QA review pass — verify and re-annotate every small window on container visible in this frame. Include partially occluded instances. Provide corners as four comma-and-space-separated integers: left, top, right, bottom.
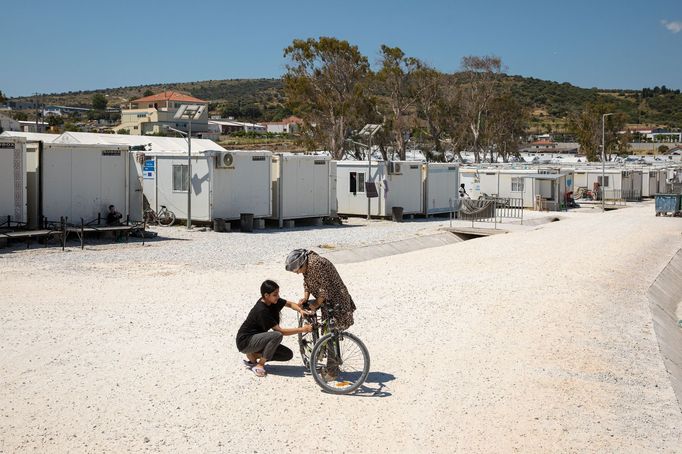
173, 164, 189, 191
358, 173, 365, 192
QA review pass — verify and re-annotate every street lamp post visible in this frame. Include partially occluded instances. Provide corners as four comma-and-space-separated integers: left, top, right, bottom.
601, 112, 614, 212
357, 124, 383, 220
172, 104, 206, 229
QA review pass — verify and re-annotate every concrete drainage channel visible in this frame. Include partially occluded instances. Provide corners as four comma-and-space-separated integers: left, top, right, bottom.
648, 248, 682, 412
320, 229, 497, 265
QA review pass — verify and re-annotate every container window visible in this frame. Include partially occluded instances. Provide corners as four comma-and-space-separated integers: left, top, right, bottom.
173, 164, 189, 191
358, 173, 365, 192
597, 176, 610, 187
349, 172, 357, 194
511, 177, 524, 192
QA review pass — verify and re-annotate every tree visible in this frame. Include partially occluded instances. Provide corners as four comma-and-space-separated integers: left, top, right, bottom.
47, 115, 64, 127
459, 55, 504, 162
143, 89, 154, 97
283, 37, 371, 159
569, 104, 626, 161
411, 68, 467, 162
0, 89, 6, 104
375, 45, 422, 160
92, 93, 108, 110
484, 95, 529, 162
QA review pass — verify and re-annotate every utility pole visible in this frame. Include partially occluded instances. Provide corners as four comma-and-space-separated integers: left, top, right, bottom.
34, 93, 39, 133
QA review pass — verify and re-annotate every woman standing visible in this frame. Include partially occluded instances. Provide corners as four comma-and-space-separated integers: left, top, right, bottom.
285, 249, 356, 330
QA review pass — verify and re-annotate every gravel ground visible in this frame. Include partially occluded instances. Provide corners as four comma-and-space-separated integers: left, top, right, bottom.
2, 202, 681, 453
0, 210, 556, 273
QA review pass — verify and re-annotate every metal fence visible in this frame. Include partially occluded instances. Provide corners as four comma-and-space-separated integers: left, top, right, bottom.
457, 197, 524, 228
603, 189, 642, 205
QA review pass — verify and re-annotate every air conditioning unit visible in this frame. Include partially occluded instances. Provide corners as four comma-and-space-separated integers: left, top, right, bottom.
216, 152, 234, 168
387, 161, 402, 175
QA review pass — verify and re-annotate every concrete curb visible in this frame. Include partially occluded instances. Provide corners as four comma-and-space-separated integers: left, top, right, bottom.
321, 232, 465, 264
648, 248, 682, 412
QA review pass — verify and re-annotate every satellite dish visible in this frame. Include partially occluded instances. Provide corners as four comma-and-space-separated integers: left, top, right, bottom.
223, 153, 233, 167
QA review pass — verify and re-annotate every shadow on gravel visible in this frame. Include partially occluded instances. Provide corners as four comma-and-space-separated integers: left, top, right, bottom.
347, 371, 396, 398
266, 364, 307, 378
238, 223, 365, 236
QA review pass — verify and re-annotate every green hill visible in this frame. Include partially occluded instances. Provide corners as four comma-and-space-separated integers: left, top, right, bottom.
7, 76, 682, 128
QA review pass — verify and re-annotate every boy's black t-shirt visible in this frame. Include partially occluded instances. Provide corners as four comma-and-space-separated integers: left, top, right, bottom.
236, 298, 286, 351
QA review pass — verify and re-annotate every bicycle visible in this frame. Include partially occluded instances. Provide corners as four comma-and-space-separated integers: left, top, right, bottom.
297, 302, 370, 394
144, 205, 176, 227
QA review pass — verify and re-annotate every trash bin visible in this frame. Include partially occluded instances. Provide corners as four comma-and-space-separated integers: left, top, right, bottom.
391, 206, 404, 222
240, 213, 254, 232
655, 194, 682, 216
213, 218, 227, 232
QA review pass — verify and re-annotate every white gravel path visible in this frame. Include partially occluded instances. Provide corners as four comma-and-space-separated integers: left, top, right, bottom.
1, 202, 681, 453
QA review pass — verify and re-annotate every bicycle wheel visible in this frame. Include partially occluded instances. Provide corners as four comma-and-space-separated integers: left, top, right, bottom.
297, 314, 319, 370
310, 331, 369, 394
157, 209, 175, 227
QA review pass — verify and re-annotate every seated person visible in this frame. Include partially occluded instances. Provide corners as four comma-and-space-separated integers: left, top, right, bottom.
106, 205, 123, 226
236, 280, 312, 377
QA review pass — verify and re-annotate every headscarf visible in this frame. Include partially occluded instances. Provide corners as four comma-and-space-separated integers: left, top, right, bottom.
285, 248, 309, 272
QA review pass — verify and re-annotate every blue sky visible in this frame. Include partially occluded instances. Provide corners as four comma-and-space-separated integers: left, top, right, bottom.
2, 0, 681, 96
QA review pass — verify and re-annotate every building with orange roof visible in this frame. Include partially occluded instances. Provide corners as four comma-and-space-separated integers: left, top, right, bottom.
117, 91, 213, 138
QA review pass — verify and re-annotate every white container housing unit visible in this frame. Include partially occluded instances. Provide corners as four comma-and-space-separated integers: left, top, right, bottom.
41, 143, 137, 223
50, 131, 274, 222
270, 154, 332, 226
422, 163, 460, 214
463, 167, 572, 210
0, 137, 27, 224
640, 167, 664, 197
572, 167, 643, 199
143, 150, 272, 222
336, 161, 423, 217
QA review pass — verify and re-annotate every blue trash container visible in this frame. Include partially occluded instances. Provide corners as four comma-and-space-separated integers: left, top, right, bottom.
654, 194, 681, 215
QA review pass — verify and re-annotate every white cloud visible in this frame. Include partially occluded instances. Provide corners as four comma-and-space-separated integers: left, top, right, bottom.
661, 20, 682, 33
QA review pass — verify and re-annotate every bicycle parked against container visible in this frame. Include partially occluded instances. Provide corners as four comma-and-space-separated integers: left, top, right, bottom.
144, 205, 176, 227
297, 302, 370, 394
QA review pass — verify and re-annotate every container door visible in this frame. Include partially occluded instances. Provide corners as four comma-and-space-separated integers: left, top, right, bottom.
129, 154, 144, 221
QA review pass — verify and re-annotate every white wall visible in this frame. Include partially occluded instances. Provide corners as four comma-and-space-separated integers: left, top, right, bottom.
0, 138, 27, 223
153, 155, 211, 221
424, 163, 459, 214
336, 162, 381, 216
336, 161, 423, 216
42, 144, 130, 222
211, 151, 272, 220
271, 155, 331, 221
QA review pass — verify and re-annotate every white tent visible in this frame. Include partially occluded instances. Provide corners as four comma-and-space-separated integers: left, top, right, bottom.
53, 131, 226, 154
1, 131, 61, 143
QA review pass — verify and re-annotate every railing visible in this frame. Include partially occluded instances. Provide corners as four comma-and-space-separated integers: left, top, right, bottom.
603, 189, 642, 204
458, 197, 524, 228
